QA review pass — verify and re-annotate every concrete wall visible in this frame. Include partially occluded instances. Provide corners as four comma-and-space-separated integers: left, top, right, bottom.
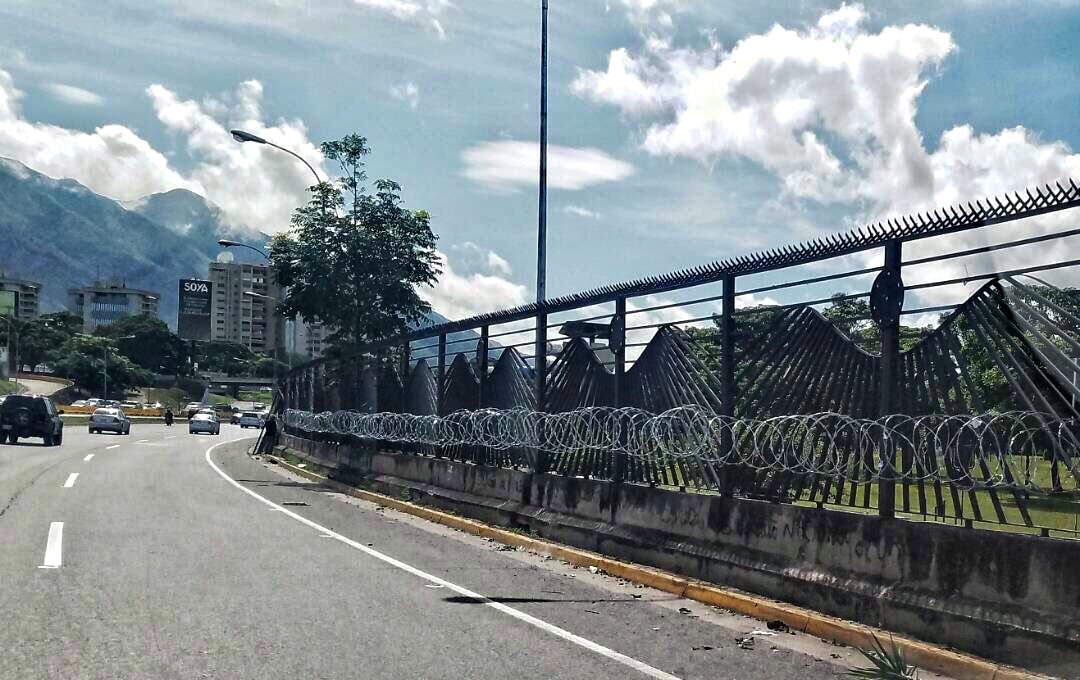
279, 433, 1080, 675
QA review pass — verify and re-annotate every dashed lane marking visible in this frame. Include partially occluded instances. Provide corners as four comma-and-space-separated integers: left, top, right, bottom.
39, 522, 63, 568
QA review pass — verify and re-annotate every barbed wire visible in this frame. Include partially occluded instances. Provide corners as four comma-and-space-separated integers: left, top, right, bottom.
283, 407, 1080, 493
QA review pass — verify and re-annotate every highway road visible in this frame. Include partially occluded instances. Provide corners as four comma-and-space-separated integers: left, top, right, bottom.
0, 423, 948, 679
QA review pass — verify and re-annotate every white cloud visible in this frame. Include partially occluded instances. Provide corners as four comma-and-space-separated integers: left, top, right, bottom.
607, 0, 682, 28
563, 204, 600, 219
43, 83, 104, 106
573, 4, 1080, 311
353, 0, 451, 38
573, 5, 955, 204
461, 140, 634, 192
421, 248, 528, 321
389, 81, 420, 110
147, 79, 325, 234
0, 67, 197, 201
0, 68, 326, 234
450, 241, 513, 276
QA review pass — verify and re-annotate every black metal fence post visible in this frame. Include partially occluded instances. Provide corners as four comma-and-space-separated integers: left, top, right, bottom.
877, 240, 903, 519
478, 325, 489, 407
534, 310, 548, 473
612, 297, 627, 483
400, 342, 410, 411
437, 333, 447, 417
720, 274, 736, 493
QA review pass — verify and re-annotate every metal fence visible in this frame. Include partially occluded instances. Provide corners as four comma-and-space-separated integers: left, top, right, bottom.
281, 180, 1080, 538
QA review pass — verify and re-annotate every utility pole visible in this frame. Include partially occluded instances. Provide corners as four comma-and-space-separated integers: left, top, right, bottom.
537, 0, 548, 304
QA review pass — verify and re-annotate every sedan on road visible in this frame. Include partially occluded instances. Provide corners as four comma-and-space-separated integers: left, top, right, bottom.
89, 407, 131, 435
189, 412, 221, 435
237, 411, 265, 429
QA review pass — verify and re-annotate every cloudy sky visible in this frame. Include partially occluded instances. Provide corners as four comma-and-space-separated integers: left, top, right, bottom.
2, 0, 1079, 324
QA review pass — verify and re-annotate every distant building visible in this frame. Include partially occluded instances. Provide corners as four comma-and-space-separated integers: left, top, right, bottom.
0, 272, 42, 319
208, 258, 283, 354
292, 316, 328, 360
68, 279, 159, 330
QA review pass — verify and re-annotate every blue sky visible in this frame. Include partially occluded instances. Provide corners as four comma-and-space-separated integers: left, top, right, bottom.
1, 0, 1079, 323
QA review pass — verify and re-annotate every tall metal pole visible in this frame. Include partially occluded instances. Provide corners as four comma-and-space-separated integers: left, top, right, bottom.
537, 0, 548, 304
103, 344, 108, 400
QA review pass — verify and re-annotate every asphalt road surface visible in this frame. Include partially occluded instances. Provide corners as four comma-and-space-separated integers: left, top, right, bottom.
0, 423, 953, 679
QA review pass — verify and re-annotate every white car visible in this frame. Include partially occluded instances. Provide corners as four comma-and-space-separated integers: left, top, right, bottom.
71, 400, 88, 407
189, 412, 220, 435
237, 411, 265, 429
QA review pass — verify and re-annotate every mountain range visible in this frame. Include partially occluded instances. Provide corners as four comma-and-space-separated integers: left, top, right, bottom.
0, 157, 267, 325
0, 157, 482, 357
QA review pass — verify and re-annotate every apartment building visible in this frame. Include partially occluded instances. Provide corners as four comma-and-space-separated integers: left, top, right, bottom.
68, 279, 159, 330
207, 260, 283, 353
292, 316, 329, 360
0, 272, 42, 319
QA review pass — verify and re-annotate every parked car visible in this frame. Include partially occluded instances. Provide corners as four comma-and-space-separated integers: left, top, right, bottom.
237, 411, 265, 429
0, 394, 64, 445
184, 402, 203, 419
71, 399, 88, 407
120, 401, 140, 409
89, 408, 131, 435
189, 411, 220, 435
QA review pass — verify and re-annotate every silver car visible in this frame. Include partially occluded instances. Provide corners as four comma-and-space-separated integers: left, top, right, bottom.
89, 408, 131, 435
189, 412, 220, 435
237, 411, 265, 429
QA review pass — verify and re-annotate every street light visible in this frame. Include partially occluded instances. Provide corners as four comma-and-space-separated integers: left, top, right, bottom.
230, 129, 323, 187
77, 333, 135, 400
217, 239, 269, 261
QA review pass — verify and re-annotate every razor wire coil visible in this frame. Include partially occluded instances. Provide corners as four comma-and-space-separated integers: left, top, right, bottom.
282, 407, 1080, 494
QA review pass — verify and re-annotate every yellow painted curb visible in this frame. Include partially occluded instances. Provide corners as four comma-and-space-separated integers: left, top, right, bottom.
265, 452, 1052, 680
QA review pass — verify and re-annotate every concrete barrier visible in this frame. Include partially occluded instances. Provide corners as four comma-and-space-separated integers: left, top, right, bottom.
279, 433, 1079, 676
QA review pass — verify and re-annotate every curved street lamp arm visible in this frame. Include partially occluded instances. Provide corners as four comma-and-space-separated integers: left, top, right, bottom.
265, 141, 323, 187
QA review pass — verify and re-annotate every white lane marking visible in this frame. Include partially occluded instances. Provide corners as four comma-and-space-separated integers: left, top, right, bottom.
83, 454, 94, 462
40, 522, 63, 568
136, 439, 149, 443
106, 445, 120, 450
204, 441, 680, 680
63, 473, 79, 488
165, 435, 176, 440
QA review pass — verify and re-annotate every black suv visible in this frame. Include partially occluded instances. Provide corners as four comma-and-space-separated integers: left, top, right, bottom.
0, 395, 64, 445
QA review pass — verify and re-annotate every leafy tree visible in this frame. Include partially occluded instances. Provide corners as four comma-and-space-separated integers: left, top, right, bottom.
270, 134, 441, 352
12, 311, 83, 372
95, 314, 188, 375
189, 341, 258, 376
51, 335, 152, 398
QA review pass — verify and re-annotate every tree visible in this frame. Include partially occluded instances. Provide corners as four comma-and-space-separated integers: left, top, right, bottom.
270, 134, 441, 352
189, 341, 258, 376
95, 314, 189, 375
10, 311, 82, 372
51, 335, 152, 398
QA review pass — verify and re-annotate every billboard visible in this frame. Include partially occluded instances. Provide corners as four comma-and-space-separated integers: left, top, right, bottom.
177, 279, 213, 341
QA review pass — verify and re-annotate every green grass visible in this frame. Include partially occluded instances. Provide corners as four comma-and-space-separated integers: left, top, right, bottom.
640, 451, 1080, 539
0, 379, 22, 395
238, 390, 272, 404
208, 393, 233, 406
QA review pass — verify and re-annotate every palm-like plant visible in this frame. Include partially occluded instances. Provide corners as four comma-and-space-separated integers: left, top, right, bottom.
846, 635, 919, 679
